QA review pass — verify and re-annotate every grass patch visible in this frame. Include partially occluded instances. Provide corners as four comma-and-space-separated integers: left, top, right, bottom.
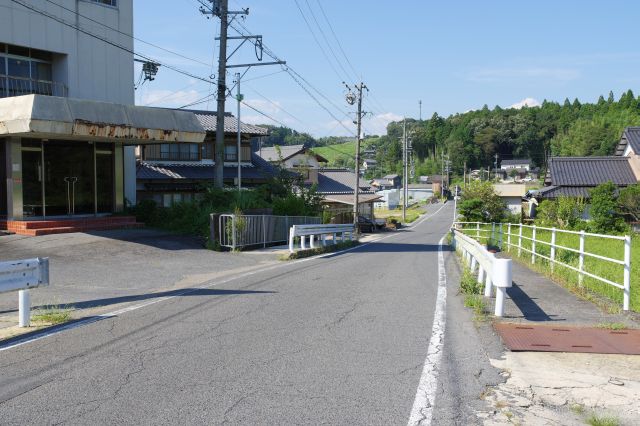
585, 413, 620, 426
375, 207, 422, 224
570, 404, 586, 415
31, 305, 73, 325
464, 294, 489, 321
460, 266, 484, 295
279, 241, 359, 260
596, 322, 627, 330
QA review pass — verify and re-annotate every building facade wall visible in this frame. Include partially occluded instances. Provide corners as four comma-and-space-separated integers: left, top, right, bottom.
0, 0, 134, 104
0, 0, 137, 209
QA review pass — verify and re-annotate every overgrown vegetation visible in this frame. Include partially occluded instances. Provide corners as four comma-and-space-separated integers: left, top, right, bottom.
457, 264, 489, 320
458, 181, 506, 222
585, 413, 620, 426
31, 305, 73, 325
130, 166, 323, 244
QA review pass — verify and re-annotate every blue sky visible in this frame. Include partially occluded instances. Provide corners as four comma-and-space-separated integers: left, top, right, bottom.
133, 0, 640, 137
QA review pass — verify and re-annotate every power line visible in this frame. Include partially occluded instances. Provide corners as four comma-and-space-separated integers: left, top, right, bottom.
228, 19, 356, 136
292, 0, 345, 82
9, 0, 216, 86
43, 0, 212, 68
314, 0, 360, 82
303, 0, 352, 82
246, 85, 308, 126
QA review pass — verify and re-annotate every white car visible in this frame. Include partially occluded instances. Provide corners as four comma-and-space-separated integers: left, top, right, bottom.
522, 177, 533, 182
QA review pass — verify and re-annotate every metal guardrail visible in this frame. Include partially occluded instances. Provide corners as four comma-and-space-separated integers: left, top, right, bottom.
0, 74, 68, 98
451, 229, 512, 316
288, 223, 355, 253
0, 257, 50, 327
454, 221, 632, 311
218, 214, 321, 250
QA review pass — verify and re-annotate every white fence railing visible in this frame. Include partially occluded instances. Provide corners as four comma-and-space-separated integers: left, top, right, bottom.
0, 257, 50, 327
218, 214, 321, 250
451, 229, 512, 316
453, 221, 632, 311
288, 224, 355, 253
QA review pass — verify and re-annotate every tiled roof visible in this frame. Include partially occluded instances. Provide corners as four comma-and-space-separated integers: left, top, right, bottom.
137, 152, 277, 181
615, 127, 640, 156
316, 169, 374, 194
258, 144, 305, 162
501, 159, 531, 166
180, 109, 269, 136
535, 186, 592, 199
383, 174, 399, 179
546, 156, 637, 187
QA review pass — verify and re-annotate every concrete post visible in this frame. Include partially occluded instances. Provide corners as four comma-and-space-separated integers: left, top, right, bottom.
578, 230, 585, 286
492, 258, 513, 317
19, 289, 30, 327
623, 235, 631, 311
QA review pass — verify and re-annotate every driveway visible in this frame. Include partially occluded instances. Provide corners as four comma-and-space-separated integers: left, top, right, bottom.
0, 229, 279, 329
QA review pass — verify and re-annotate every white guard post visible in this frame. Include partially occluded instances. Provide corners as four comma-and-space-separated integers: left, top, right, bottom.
0, 257, 50, 327
492, 258, 512, 317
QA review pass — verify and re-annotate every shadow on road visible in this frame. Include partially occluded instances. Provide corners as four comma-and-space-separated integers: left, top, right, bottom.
0, 288, 276, 314
321, 242, 452, 259
506, 284, 563, 322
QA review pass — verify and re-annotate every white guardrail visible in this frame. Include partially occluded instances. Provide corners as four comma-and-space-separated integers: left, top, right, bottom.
218, 214, 321, 250
0, 257, 50, 327
289, 224, 355, 253
454, 221, 632, 311
451, 229, 512, 316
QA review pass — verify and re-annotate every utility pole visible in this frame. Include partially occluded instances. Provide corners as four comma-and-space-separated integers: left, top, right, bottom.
235, 72, 243, 194
200, 0, 283, 189
402, 118, 407, 222
494, 153, 499, 182
463, 161, 466, 190
419, 100, 422, 121
344, 82, 368, 230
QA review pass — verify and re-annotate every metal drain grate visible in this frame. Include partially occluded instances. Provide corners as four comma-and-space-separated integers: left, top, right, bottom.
494, 323, 640, 354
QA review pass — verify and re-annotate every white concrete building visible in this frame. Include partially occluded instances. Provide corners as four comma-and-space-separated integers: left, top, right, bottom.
0, 0, 205, 232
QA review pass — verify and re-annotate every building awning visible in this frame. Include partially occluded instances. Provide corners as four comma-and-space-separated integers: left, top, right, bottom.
0, 94, 206, 144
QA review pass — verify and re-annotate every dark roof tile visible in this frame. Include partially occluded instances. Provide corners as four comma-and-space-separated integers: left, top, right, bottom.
546, 156, 636, 187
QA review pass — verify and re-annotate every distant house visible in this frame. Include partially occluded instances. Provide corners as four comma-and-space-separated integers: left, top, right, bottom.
371, 174, 401, 190
257, 144, 327, 185
615, 127, 640, 179
500, 159, 531, 171
362, 158, 377, 171
406, 183, 434, 202
136, 111, 274, 206
494, 184, 528, 214
316, 168, 381, 221
536, 156, 637, 201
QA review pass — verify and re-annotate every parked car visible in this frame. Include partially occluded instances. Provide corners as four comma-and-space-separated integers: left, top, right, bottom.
358, 216, 377, 233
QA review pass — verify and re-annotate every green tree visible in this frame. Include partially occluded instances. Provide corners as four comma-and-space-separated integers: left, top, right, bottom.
589, 181, 625, 233
617, 183, 640, 221
459, 180, 506, 222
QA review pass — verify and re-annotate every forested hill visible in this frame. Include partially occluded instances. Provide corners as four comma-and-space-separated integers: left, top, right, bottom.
379, 90, 640, 177
256, 90, 640, 180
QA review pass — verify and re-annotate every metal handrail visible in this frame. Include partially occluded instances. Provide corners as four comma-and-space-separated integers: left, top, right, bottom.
0, 74, 68, 98
453, 221, 632, 311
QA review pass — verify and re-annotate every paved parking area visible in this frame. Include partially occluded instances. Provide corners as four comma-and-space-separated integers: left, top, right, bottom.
0, 229, 279, 330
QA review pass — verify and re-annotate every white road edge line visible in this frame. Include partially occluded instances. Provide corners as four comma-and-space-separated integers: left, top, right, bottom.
407, 234, 448, 426
0, 202, 452, 352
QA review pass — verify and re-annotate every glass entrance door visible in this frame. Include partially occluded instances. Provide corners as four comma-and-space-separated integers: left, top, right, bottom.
44, 141, 95, 216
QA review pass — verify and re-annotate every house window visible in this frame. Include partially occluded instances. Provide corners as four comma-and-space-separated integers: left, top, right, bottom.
155, 144, 199, 161
0, 44, 55, 97
224, 145, 238, 161
87, 0, 118, 7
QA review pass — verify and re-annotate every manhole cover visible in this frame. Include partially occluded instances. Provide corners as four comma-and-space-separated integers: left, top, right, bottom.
494, 323, 640, 354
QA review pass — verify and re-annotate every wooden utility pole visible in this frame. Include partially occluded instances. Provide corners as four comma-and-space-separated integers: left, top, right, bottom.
344, 82, 367, 230
402, 118, 407, 222
213, 0, 229, 188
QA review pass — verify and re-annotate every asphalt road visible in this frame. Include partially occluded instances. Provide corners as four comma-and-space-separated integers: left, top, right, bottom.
0, 202, 502, 425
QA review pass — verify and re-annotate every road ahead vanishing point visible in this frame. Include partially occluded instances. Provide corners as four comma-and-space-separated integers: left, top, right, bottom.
0, 203, 496, 425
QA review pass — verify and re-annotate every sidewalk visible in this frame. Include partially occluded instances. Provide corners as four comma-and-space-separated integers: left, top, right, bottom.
498, 256, 637, 327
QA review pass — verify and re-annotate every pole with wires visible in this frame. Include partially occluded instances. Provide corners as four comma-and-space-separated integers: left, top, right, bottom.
213, 0, 229, 188
402, 118, 407, 222
344, 82, 368, 233
235, 72, 243, 194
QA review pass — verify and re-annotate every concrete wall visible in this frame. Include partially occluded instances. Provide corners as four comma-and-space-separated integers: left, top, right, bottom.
0, 0, 137, 204
0, 0, 134, 105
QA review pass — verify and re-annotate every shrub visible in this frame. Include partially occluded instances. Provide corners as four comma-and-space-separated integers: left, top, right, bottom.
589, 182, 627, 233
459, 181, 506, 222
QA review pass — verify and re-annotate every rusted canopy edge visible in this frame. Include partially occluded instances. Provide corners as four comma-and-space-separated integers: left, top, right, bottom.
0, 94, 206, 144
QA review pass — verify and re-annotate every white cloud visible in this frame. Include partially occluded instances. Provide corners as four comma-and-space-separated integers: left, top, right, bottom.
242, 98, 282, 115
509, 97, 541, 109
138, 89, 203, 107
365, 112, 403, 136
468, 67, 580, 82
